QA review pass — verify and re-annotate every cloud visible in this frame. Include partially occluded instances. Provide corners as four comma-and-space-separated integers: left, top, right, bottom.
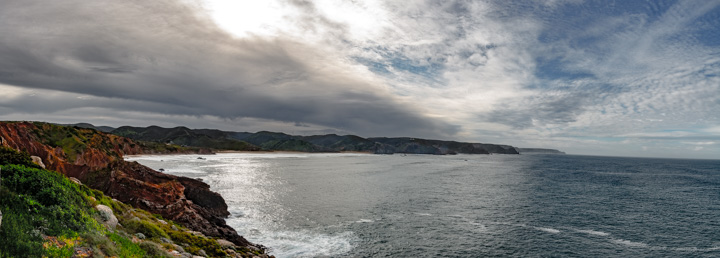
1, 0, 719, 159
0, 0, 457, 138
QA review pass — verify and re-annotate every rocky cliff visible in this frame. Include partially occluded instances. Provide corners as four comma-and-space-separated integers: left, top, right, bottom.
0, 121, 256, 248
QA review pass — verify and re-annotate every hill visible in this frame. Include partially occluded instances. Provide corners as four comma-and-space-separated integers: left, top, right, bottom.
106, 124, 530, 155
112, 126, 260, 151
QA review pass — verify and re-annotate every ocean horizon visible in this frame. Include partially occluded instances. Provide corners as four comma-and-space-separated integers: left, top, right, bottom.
128, 153, 720, 257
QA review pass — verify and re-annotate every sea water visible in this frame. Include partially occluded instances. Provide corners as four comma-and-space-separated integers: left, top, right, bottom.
127, 153, 720, 257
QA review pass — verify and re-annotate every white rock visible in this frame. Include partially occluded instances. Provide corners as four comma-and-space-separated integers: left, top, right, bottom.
69, 177, 82, 185
95, 204, 118, 229
30, 156, 45, 168
216, 239, 234, 248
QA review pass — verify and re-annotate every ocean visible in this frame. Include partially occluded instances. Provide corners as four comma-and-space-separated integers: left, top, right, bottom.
126, 153, 720, 257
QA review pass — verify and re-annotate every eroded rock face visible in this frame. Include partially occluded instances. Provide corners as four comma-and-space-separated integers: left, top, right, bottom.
98, 161, 248, 245
0, 122, 251, 246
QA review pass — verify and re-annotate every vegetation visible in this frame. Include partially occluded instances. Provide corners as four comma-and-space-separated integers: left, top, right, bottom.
0, 147, 239, 257
0, 147, 106, 257
112, 125, 260, 151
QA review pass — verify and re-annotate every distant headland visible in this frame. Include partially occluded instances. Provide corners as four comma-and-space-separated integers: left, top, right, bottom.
69, 123, 564, 156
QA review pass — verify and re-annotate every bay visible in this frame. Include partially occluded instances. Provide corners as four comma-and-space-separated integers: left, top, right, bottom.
127, 153, 720, 257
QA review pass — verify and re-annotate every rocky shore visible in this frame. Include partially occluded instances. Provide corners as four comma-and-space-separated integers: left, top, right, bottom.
0, 121, 268, 256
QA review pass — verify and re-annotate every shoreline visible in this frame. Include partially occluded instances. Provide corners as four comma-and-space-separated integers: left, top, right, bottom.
124, 150, 375, 158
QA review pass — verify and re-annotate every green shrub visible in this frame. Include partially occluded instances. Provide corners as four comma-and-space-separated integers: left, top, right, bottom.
0, 146, 39, 167
138, 242, 172, 258
0, 190, 45, 257
168, 230, 227, 257
107, 232, 147, 257
124, 219, 170, 240
0, 164, 94, 235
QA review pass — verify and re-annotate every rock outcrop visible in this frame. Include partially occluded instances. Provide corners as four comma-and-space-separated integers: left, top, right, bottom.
0, 122, 252, 247
95, 204, 119, 230
31, 155, 46, 168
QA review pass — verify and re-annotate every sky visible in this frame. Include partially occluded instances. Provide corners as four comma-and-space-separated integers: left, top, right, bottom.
0, 0, 719, 159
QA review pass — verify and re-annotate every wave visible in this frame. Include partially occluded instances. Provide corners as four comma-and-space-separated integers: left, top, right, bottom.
534, 227, 561, 234
575, 229, 610, 236
254, 230, 356, 258
611, 238, 649, 248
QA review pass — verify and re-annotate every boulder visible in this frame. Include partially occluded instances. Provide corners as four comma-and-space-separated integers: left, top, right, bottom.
172, 244, 185, 253
216, 239, 235, 248
69, 177, 82, 185
187, 231, 206, 237
198, 249, 208, 257
95, 204, 118, 229
31, 156, 46, 168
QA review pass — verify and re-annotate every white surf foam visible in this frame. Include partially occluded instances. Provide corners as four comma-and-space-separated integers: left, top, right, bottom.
575, 229, 610, 236
611, 238, 649, 248
535, 227, 561, 234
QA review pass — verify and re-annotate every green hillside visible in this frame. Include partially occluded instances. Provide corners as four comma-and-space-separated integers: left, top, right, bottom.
0, 147, 259, 257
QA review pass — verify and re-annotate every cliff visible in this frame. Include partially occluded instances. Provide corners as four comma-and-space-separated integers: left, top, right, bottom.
0, 122, 260, 249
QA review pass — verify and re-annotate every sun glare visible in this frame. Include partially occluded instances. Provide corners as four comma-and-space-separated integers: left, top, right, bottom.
203, 0, 289, 38
202, 0, 388, 41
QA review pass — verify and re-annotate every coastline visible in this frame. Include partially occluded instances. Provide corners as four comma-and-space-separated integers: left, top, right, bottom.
125, 150, 375, 158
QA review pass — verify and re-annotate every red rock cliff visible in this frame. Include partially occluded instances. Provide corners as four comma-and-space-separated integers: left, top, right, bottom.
0, 121, 251, 247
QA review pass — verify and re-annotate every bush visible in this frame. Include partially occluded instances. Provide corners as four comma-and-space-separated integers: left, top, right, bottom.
0, 152, 97, 257
123, 219, 170, 240
107, 232, 148, 257
0, 189, 45, 257
138, 242, 172, 258
168, 230, 227, 257
0, 146, 39, 167
0, 164, 93, 235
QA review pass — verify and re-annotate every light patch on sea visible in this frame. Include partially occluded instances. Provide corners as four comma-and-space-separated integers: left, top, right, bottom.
127, 153, 360, 258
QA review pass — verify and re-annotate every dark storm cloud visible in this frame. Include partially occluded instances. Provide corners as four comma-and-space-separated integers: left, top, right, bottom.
0, 0, 457, 138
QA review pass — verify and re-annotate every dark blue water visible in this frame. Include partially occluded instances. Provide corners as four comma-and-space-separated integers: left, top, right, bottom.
129, 153, 720, 257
